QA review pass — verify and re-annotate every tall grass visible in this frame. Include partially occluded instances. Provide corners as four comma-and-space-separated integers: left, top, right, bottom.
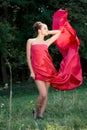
0, 80, 87, 130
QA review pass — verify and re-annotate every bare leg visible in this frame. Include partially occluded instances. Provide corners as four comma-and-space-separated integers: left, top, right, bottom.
39, 82, 50, 117
34, 80, 50, 118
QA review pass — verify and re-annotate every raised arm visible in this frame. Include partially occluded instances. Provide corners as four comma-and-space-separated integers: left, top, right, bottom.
46, 30, 61, 46
26, 39, 35, 79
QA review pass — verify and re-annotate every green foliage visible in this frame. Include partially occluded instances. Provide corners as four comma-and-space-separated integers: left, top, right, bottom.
0, 0, 10, 7
67, 1, 87, 59
11, 0, 30, 7
0, 0, 87, 81
79, 0, 87, 3
0, 21, 13, 57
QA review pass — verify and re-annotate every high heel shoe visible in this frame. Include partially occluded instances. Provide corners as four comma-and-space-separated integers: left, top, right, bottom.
33, 109, 38, 119
38, 116, 44, 120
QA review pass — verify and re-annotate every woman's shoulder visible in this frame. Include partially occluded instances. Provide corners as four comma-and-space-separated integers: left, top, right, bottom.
27, 38, 36, 43
27, 38, 36, 45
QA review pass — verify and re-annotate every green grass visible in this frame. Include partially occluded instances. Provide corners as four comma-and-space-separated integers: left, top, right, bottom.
0, 80, 87, 130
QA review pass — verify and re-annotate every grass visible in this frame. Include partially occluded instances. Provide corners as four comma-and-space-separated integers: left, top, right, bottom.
0, 80, 87, 130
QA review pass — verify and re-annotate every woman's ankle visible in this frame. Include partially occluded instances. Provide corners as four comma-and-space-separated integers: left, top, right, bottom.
33, 109, 38, 119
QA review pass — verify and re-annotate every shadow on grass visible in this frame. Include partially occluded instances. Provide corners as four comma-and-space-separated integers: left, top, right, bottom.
0, 80, 37, 97
0, 78, 87, 98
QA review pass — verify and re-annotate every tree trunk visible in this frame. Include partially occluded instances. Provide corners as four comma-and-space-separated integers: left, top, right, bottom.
1, 55, 8, 87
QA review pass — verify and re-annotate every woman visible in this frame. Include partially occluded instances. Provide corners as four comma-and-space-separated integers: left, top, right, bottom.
27, 9, 82, 120
26, 21, 61, 119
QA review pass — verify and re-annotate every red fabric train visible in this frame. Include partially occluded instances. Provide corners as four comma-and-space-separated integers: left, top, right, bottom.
51, 9, 82, 90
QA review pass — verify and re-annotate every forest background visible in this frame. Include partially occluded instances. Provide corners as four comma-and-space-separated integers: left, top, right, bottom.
0, 0, 87, 86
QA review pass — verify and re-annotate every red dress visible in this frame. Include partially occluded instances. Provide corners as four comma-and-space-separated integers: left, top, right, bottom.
31, 9, 82, 90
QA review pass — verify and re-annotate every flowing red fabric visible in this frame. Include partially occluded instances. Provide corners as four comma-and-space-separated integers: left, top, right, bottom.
52, 9, 82, 90
31, 9, 82, 90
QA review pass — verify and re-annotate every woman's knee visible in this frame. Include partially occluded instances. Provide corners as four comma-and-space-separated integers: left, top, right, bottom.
36, 80, 48, 98
40, 92, 47, 99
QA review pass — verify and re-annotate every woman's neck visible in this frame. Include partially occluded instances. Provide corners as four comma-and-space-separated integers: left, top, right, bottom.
37, 34, 44, 41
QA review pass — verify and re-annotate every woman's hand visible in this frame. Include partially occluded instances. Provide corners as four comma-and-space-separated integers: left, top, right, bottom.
30, 72, 35, 80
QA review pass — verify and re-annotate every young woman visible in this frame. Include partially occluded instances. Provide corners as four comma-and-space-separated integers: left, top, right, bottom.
26, 9, 82, 120
26, 21, 61, 119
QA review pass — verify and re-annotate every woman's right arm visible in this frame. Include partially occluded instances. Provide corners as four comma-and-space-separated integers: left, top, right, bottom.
26, 39, 35, 79
46, 30, 61, 47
